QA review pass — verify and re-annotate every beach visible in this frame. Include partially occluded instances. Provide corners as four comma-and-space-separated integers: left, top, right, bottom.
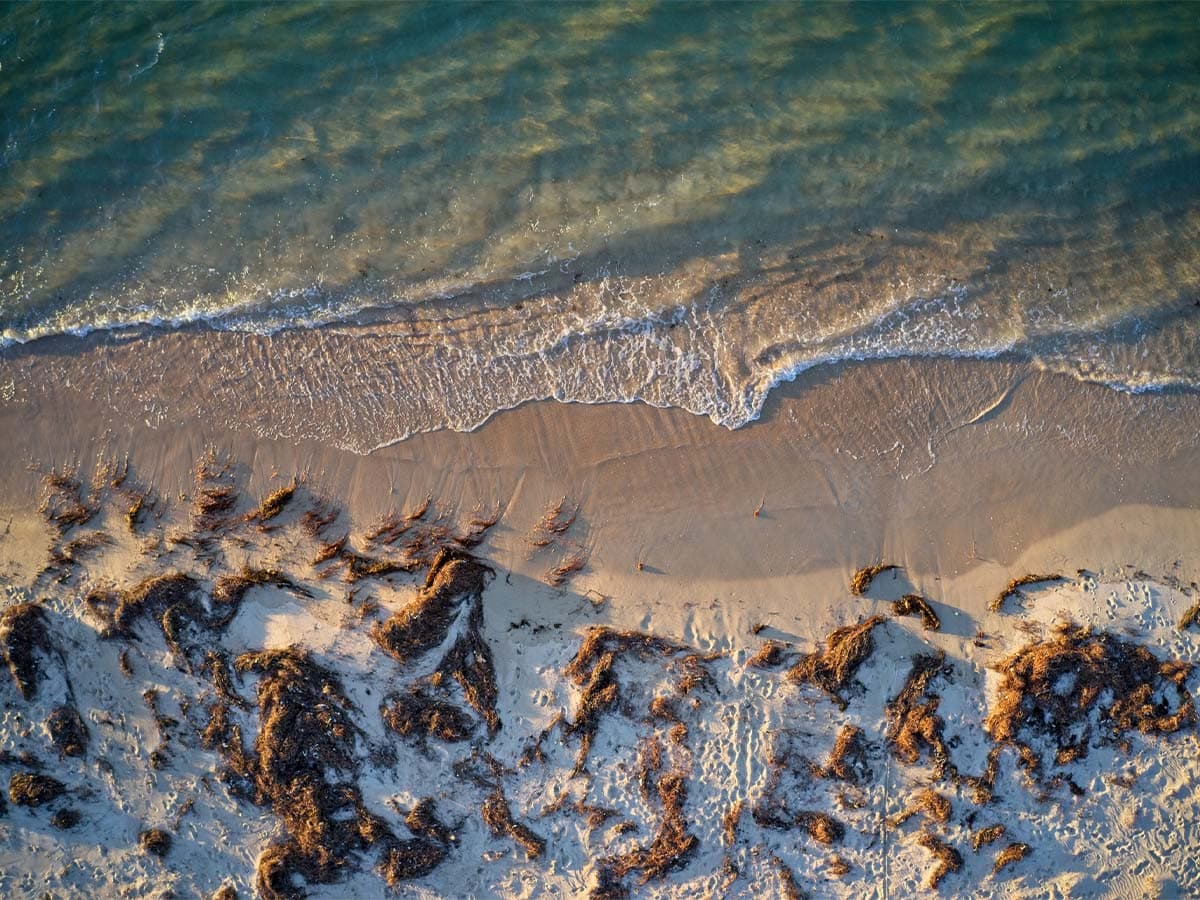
2, 351, 1200, 897
3, 1, 1200, 896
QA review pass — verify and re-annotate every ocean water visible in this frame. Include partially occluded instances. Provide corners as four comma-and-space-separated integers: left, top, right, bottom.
1, 1, 1198, 447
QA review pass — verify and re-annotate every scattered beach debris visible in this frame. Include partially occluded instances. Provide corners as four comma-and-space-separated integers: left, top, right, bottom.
850, 563, 899, 596
545, 541, 589, 587
481, 788, 545, 859
886, 652, 954, 779
746, 639, 792, 670
721, 800, 744, 846
560, 627, 702, 774
229, 646, 403, 897
819, 724, 870, 783
248, 480, 298, 527
526, 497, 578, 548
769, 853, 806, 899
595, 769, 698, 893
50, 808, 81, 829
373, 548, 499, 733
46, 705, 88, 757
827, 854, 852, 878
1178, 599, 1200, 631
38, 468, 97, 534
888, 788, 951, 828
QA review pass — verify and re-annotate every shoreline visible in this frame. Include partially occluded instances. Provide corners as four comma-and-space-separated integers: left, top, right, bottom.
2, 353, 1198, 591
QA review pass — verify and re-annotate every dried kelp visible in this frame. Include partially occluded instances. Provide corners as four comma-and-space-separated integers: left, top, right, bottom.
972, 823, 1006, 851
9, 772, 66, 807
990, 574, 1063, 612
139, 827, 173, 858
850, 563, 899, 596
985, 624, 1195, 777
373, 549, 500, 734
819, 725, 870, 783
561, 628, 698, 775
0, 602, 53, 700
916, 832, 962, 889
992, 842, 1031, 875
232, 647, 401, 897
596, 770, 698, 892
786, 616, 886, 708
887, 789, 951, 828
481, 788, 545, 859
892, 594, 940, 631
886, 652, 954, 779
47, 705, 88, 757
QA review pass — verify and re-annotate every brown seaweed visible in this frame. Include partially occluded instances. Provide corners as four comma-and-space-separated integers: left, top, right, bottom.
9, 772, 66, 806
992, 842, 1031, 875
892, 594, 940, 631
886, 652, 954, 779
985, 624, 1195, 779
785, 616, 886, 708
596, 770, 698, 891
481, 788, 545, 859
850, 563, 899, 596
139, 827, 173, 858
990, 573, 1064, 612
47, 705, 89, 757
819, 725, 870, 783
0, 602, 53, 700
916, 831, 962, 889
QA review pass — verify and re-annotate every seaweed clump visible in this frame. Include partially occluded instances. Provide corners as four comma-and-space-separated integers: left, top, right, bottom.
746, 639, 792, 670
990, 573, 1063, 612
892, 594, 940, 631
381, 687, 476, 745
785, 616, 885, 709
594, 770, 698, 895
850, 563, 899, 596
231, 647, 404, 898
972, 823, 1006, 851
9, 772, 66, 807
887, 788, 951, 828
985, 624, 1195, 777
481, 787, 545, 859
819, 724, 870, 783
916, 832, 962, 889
992, 842, 1031, 875
38, 469, 97, 534
0, 602, 53, 700
886, 652, 954, 779
139, 827, 173, 858
47, 705, 89, 757
372, 549, 500, 735
210, 568, 310, 629
249, 480, 298, 526
377, 800, 454, 886
561, 627, 697, 775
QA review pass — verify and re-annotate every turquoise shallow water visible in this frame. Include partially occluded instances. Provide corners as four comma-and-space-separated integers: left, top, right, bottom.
1, 1, 1198, 444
